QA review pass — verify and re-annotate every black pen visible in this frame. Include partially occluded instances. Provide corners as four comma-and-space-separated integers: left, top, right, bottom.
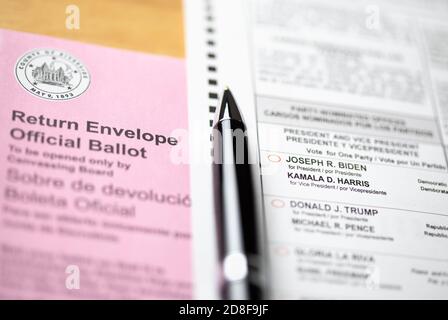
212, 88, 262, 300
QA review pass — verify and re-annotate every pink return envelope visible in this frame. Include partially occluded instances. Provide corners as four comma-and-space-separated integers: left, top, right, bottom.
0, 29, 191, 299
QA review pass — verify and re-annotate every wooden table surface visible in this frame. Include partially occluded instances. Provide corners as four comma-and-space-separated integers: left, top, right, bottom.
0, 0, 184, 57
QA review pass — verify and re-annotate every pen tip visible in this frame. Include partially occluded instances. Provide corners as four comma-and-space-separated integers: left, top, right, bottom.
216, 88, 243, 123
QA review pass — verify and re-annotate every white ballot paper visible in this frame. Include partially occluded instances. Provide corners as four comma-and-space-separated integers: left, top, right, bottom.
185, 0, 448, 299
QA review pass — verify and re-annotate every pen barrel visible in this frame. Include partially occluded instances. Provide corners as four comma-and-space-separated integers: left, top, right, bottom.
213, 119, 261, 300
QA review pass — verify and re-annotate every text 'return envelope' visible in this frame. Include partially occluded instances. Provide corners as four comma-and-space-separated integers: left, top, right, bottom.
0, 29, 191, 299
